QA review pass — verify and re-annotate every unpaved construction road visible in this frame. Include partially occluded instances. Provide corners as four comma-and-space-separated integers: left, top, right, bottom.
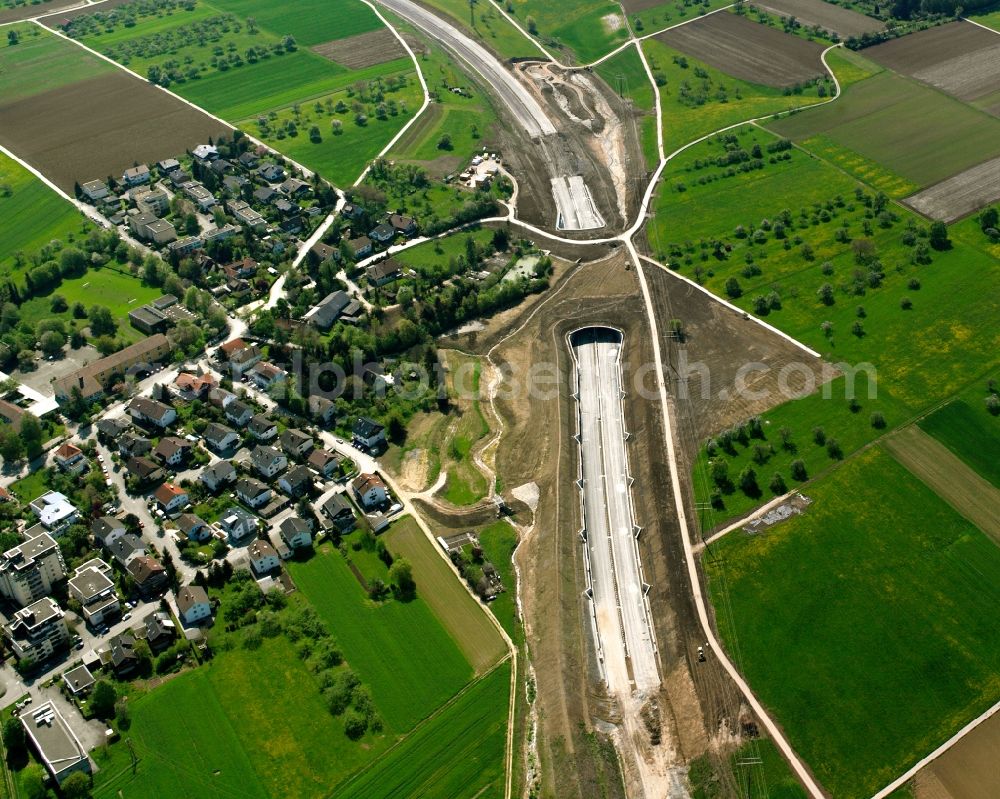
376, 0, 557, 138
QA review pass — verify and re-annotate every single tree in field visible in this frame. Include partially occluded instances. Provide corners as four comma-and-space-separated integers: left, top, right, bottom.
91, 680, 117, 719
790, 459, 807, 481
928, 221, 950, 250
738, 465, 759, 497
769, 473, 787, 495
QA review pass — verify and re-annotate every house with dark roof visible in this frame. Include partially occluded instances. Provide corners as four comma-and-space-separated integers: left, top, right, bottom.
176, 585, 211, 626
352, 473, 388, 510
251, 445, 287, 479
125, 456, 164, 486
91, 517, 126, 548
278, 464, 313, 498
248, 414, 278, 441
308, 448, 341, 479
366, 259, 401, 287
108, 534, 146, 568
119, 432, 152, 459
388, 213, 418, 237
280, 177, 310, 197
106, 633, 139, 676
200, 460, 237, 492
236, 478, 271, 509
369, 222, 395, 245
279, 517, 314, 551
225, 400, 254, 427
306, 290, 351, 331
204, 422, 240, 453
126, 555, 168, 598
129, 397, 176, 429
308, 395, 336, 425
177, 513, 211, 542
96, 417, 130, 443
321, 493, 356, 532
153, 436, 193, 467
143, 611, 176, 651
216, 506, 258, 542
258, 163, 286, 183
280, 428, 314, 459
352, 417, 386, 451
346, 235, 373, 259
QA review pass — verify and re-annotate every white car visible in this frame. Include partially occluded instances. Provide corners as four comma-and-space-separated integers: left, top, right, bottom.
122, 612, 133, 621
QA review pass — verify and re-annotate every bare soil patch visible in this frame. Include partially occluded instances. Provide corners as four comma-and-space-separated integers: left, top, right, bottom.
915, 710, 1000, 799
865, 21, 1000, 104
311, 28, 407, 69
0, 71, 229, 192
0, 0, 79, 24
903, 154, 1000, 222
621, 0, 674, 13
656, 12, 826, 88
753, 0, 885, 37
39, 0, 137, 28
884, 425, 1000, 544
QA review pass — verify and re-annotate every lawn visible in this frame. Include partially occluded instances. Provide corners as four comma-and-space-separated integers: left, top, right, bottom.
0, 24, 112, 103
507, 0, 628, 63
642, 37, 831, 152
335, 661, 510, 799
705, 447, 1000, 798
210, 0, 385, 47
0, 151, 90, 277
92, 636, 389, 799
16, 266, 164, 344
384, 516, 508, 671
688, 738, 806, 798
971, 8, 1000, 32
288, 541, 473, 731
918, 394, 1000, 489
419, 0, 541, 60
767, 66, 1000, 189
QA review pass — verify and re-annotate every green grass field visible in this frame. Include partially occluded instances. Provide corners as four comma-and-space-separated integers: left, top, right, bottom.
630, 0, 737, 36
919, 395, 1000, 489
419, 0, 540, 60
669, 127, 1000, 524
971, 8, 1000, 31
0, 152, 90, 276
288, 542, 473, 731
476, 520, 520, 641
643, 37, 831, 152
506, 0, 627, 63
0, 24, 112, 103
706, 447, 1000, 798
335, 661, 510, 799
688, 739, 807, 798
384, 516, 508, 671
767, 67, 1000, 188
210, 0, 385, 47
93, 636, 389, 799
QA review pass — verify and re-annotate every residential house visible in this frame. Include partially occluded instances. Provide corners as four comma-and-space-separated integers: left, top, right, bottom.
216, 506, 258, 542
228, 200, 267, 231
129, 396, 177, 429
203, 223, 239, 243
210, 158, 232, 176
268, 529, 291, 561
223, 174, 249, 195
143, 611, 176, 651
388, 213, 418, 237
119, 432, 152, 459
134, 187, 170, 216
308, 448, 341, 479
107, 633, 139, 676
153, 436, 193, 467
346, 235, 373, 259
0, 534, 67, 608
352, 417, 386, 451
279, 177, 310, 197
54, 443, 86, 474
126, 456, 164, 486
80, 179, 109, 202
342, 202, 364, 220
122, 164, 151, 186
200, 460, 237, 492
230, 345, 264, 377
177, 585, 212, 626
169, 169, 192, 188
280, 428, 314, 459
247, 361, 287, 390
168, 236, 202, 256
225, 399, 254, 427
279, 517, 313, 551
306, 290, 351, 331
21, 701, 91, 785
278, 464, 313, 498
126, 555, 168, 598
369, 222, 395, 245
182, 181, 217, 211
236, 478, 271, 509
173, 372, 217, 399
352, 472, 388, 510
68, 560, 120, 627
3, 598, 68, 662
157, 158, 180, 174
258, 163, 286, 183
253, 186, 278, 204
177, 513, 211, 542
366, 259, 401, 287
308, 395, 336, 425
247, 538, 280, 575
91, 516, 126, 548
96, 416, 130, 443
154, 482, 189, 514
53, 334, 171, 402
29, 491, 78, 532
108, 533, 146, 568
204, 422, 240, 453
251, 445, 287, 479
193, 143, 219, 162
321, 493, 356, 533
63, 664, 96, 697
248, 414, 278, 441
238, 151, 260, 169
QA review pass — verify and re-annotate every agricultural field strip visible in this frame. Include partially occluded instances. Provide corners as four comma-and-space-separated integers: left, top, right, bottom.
902, 154, 1000, 222
882, 426, 1000, 544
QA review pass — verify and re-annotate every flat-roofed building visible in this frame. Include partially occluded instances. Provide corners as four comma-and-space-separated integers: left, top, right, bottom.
21, 702, 91, 785
3, 597, 68, 661
0, 533, 67, 607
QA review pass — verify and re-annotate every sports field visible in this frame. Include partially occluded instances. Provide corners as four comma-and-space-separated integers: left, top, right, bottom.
706, 447, 1000, 798
288, 542, 474, 731
384, 516, 507, 670
335, 662, 510, 799
767, 67, 1000, 188
918, 395, 1000, 489
0, 152, 88, 275
92, 636, 389, 799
